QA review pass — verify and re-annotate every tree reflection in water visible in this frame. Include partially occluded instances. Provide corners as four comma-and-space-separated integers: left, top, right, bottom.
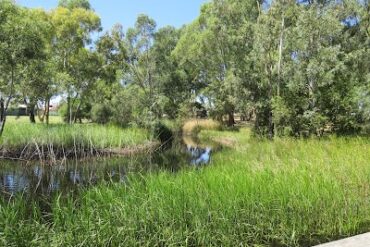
0, 135, 218, 204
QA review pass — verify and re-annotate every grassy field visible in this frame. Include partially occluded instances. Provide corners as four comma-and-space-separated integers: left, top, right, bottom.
0, 128, 369, 246
6, 116, 63, 124
1, 117, 150, 159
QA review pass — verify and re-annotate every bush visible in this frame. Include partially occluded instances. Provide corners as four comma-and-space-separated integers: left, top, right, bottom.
110, 86, 146, 127
91, 104, 112, 124
59, 101, 92, 123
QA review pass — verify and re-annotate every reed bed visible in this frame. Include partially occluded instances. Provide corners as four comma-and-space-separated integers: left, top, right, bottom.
0, 121, 150, 160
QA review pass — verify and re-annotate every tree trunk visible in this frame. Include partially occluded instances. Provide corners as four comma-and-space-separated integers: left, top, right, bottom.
227, 111, 235, 127
29, 104, 36, 123
277, 16, 285, 97
45, 98, 50, 125
0, 97, 6, 137
27, 100, 36, 124
268, 71, 274, 140
308, 36, 316, 110
268, 108, 274, 140
74, 101, 82, 124
0, 67, 15, 136
309, 78, 316, 109
67, 95, 72, 125
37, 104, 45, 123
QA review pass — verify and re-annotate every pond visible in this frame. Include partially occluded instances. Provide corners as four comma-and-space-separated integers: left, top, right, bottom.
0, 136, 219, 202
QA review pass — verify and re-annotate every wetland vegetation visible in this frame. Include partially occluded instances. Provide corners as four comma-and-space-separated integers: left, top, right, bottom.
0, 0, 369, 246
1, 128, 369, 246
1, 117, 151, 160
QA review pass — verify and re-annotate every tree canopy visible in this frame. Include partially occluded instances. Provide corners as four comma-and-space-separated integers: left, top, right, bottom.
58, 0, 91, 10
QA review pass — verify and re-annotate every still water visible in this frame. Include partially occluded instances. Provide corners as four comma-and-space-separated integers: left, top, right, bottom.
0, 137, 218, 200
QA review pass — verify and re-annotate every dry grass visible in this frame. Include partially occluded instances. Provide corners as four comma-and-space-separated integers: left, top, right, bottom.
182, 119, 221, 135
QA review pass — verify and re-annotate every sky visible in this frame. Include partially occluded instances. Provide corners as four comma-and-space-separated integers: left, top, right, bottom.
16, 0, 207, 32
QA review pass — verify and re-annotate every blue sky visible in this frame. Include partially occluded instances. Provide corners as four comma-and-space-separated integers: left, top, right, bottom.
16, 0, 207, 32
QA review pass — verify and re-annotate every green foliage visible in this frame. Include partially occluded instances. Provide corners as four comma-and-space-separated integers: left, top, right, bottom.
90, 103, 112, 124
152, 26, 192, 118
58, 0, 91, 10
58, 101, 91, 123
272, 96, 293, 136
109, 85, 145, 127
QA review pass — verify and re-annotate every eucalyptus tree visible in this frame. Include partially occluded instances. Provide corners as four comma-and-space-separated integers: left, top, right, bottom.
251, 0, 299, 137
68, 48, 103, 123
196, 1, 240, 125
18, 60, 56, 124
274, 0, 362, 136
95, 24, 127, 103
175, 0, 259, 126
58, 0, 91, 10
251, 0, 368, 136
152, 26, 192, 118
50, 5, 101, 124
124, 14, 158, 120
342, 0, 370, 130
0, 1, 47, 135
16, 8, 58, 124
173, 20, 207, 98
174, 3, 234, 124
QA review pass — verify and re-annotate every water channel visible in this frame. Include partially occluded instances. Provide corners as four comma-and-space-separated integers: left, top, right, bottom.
0, 136, 219, 202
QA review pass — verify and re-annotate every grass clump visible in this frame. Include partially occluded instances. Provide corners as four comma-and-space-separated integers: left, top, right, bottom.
0, 117, 150, 159
0, 128, 369, 246
1, 123, 148, 149
182, 119, 221, 135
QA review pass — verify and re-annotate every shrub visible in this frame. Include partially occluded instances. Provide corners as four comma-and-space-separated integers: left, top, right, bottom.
59, 101, 92, 123
91, 104, 112, 124
110, 86, 145, 127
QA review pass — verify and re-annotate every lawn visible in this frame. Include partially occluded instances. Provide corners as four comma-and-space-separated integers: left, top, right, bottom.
0, 127, 369, 246
6, 116, 63, 124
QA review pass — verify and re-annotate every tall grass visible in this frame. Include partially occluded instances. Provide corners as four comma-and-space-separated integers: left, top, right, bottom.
0, 128, 369, 246
1, 123, 148, 149
0, 119, 150, 159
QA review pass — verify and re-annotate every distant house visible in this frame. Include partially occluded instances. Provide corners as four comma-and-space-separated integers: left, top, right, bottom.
12, 103, 59, 117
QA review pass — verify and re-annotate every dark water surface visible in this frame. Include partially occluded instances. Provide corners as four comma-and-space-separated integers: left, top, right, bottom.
0, 137, 217, 201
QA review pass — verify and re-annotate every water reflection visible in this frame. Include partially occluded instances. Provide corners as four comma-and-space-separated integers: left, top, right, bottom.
191, 147, 212, 165
183, 135, 215, 166
0, 136, 218, 200
0, 159, 131, 199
